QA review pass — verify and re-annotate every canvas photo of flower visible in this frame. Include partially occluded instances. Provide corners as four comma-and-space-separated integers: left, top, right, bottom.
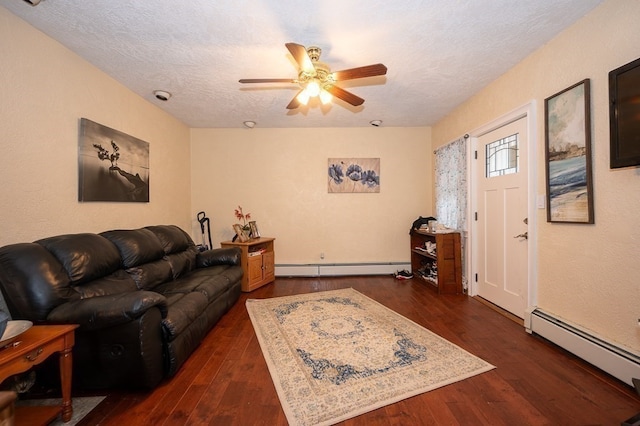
328, 158, 380, 193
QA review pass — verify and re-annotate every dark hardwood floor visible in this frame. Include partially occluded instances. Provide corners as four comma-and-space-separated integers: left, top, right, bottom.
77, 276, 640, 425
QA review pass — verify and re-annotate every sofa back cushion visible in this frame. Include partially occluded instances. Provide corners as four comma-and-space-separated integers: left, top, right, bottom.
146, 225, 197, 279
145, 225, 192, 254
101, 228, 165, 268
37, 233, 121, 286
0, 243, 77, 320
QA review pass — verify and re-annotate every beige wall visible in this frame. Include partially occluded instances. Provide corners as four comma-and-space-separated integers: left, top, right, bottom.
0, 8, 191, 246
432, 0, 640, 352
191, 127, 432, 264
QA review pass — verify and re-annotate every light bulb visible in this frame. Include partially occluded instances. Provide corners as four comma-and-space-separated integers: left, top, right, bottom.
296, 90, 310, 105
319, 90, 332, 105
306, 80, 321, 97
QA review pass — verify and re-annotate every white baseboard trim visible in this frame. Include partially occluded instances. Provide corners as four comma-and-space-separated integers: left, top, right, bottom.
275, 263, 411, 277
275, 265, 320, 276
527, 308, 640, 386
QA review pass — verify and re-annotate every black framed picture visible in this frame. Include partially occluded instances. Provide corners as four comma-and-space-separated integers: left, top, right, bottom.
544, 79, 594, 224
78, 118, 150, 202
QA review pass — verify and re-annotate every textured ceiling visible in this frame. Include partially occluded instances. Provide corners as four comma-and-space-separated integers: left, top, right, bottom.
2, 0, 603, 128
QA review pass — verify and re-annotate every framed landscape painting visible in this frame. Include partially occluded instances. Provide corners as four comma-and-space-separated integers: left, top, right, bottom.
544, 79, 594, 223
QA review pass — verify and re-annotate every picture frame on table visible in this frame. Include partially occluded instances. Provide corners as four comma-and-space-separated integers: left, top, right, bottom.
249, 221, 260, 238
232, 224, 250, 242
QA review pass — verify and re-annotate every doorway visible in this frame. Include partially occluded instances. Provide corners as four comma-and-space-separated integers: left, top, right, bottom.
469, 102, 537, 320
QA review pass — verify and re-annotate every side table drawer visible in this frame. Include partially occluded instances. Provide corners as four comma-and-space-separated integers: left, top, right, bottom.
1, 338, 64, 379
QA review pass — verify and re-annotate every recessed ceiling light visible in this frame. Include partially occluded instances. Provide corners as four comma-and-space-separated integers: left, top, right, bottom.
153, 90, 171, 101
243, 121, 256, 129
370, 120, 382, 127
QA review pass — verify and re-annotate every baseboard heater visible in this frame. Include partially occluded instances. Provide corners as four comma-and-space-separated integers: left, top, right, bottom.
275, 262, 411, 277
526, 308, 640, 387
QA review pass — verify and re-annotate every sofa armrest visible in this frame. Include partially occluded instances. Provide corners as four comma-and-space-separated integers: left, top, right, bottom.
196, 247, 241, 267
46, 291, 167, 331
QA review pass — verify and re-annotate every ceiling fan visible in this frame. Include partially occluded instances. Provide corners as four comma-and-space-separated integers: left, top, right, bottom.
239, 43, 387, 109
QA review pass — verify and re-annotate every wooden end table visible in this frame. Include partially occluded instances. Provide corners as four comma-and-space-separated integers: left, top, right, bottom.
0, 324, 78, 425
221, 237, 275, 292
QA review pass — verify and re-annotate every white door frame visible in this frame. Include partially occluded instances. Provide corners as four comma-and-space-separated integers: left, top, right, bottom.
467, 100, 539, 314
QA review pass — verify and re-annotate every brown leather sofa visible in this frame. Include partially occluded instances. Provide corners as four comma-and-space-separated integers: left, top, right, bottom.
0, 225, 242, 389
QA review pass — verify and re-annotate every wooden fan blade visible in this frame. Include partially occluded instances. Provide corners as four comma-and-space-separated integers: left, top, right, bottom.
286, 91, 303, 110
331, 64, 387, 81
325, 85, 365, 106
239, 78, 297, 83
285, 43, 315, 73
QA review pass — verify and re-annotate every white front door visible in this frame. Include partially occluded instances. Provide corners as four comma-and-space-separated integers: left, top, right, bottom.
476, 117, 528, 318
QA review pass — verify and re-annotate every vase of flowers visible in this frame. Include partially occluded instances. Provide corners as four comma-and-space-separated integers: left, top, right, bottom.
234, 206, 252, 241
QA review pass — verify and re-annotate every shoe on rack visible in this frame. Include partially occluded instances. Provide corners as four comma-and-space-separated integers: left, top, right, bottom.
395, 269, 414, 280
424, 241, 437, 256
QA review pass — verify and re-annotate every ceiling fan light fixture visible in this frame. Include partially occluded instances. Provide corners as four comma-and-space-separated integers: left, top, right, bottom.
319, 90, 332, 105
243, 121, 256, 129
306, 80, 321, 98
239, 42, 388, 110
296, 90, 311, 106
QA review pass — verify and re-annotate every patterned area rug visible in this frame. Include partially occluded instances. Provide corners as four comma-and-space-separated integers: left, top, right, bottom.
246, 288, 495, 426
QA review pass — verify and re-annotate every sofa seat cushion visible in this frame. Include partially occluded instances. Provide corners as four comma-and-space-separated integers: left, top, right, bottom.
188, 266, 243, 301
73, 269, 138, 298
152, 265, 242, 302
126, 259, 173, 290
153, 278, 202, 296
161, 291, 208, 341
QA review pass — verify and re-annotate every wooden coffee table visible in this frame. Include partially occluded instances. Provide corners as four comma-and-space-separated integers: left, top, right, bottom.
0, 324, 78, 425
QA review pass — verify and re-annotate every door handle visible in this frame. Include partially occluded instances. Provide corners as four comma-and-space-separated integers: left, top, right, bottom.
514, 232, 528, 240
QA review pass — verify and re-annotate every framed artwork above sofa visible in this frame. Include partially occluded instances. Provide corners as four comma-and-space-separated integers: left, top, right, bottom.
78, 118, 150, 202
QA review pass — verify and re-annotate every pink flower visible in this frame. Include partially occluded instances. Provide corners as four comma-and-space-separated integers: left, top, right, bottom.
234, 206, 251, 226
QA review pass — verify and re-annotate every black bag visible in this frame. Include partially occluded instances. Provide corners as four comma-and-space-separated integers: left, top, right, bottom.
410, 216, 436, 232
